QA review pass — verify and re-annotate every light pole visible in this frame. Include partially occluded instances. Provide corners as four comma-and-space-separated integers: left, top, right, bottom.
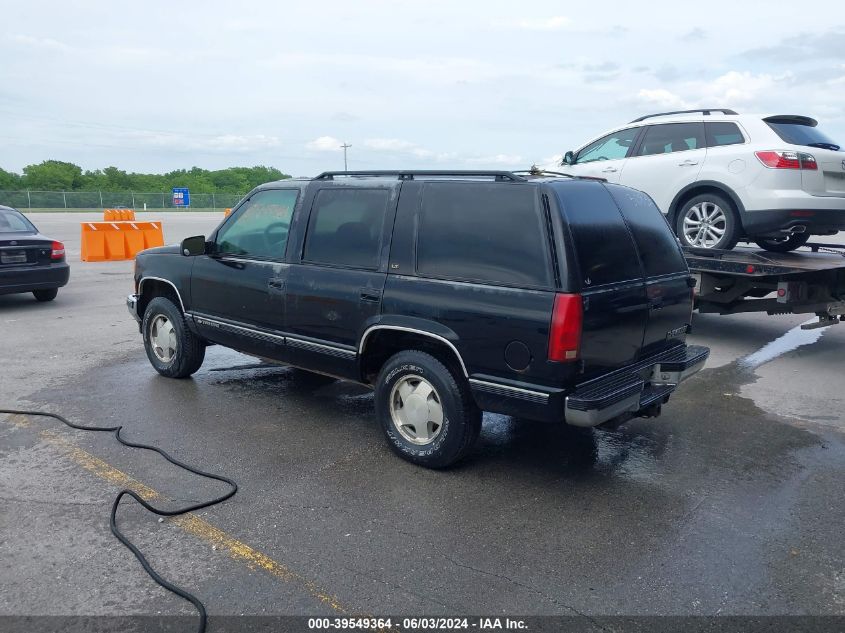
341, 142, 351, 170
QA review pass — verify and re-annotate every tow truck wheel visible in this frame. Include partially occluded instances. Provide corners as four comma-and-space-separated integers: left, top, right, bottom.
754, 232, 811, 253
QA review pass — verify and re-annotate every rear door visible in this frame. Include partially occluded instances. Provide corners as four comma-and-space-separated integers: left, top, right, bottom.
618, 122, 706, 213
283, 184, 398, 378
606, 184, 693, 357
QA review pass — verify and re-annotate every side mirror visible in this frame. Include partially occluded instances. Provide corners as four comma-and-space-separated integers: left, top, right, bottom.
181, 235, 207, 257
562, 151, 575, 166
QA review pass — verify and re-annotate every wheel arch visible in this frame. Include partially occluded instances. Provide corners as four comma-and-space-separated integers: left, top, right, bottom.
668, 180, 747, 235
138, 277, 185, 321
358, 324, 468, 385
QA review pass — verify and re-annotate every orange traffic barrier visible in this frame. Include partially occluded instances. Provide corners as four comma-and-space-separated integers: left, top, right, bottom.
103, 209, 136, 221
80, 221, 164, 262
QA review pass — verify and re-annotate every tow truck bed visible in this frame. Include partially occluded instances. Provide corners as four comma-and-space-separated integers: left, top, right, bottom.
684, 243, 845, 328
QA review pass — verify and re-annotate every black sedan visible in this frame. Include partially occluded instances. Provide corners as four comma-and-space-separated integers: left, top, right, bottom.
0, 205, 69, 302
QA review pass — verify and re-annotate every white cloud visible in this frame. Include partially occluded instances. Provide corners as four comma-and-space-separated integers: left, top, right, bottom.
10, 34, 72, 52
363, 138, 418, 152
128, 132, 281, 153
465, 154, 523, 166
306, 136, 343, 151
514, 16, 571, 31
636, 71, 792, 112
636, 88, 689, 109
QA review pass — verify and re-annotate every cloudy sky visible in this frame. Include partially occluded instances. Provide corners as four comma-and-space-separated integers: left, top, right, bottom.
2, 0, 844, 177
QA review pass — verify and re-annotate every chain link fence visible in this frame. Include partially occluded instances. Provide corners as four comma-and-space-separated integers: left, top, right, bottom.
0, 190, 246, 210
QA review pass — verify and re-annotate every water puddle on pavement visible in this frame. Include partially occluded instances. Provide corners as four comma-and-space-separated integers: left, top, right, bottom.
740, 318, 829, 369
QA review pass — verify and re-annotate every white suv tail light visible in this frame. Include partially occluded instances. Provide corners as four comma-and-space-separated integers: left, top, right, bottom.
755, 150, 818, 170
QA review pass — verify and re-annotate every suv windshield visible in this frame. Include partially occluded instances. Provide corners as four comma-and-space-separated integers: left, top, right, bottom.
764, 117, 840, 151
0, 208, 36, 233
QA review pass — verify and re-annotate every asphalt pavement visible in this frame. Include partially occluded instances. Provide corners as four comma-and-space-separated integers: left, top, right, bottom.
1, 213, 843, 621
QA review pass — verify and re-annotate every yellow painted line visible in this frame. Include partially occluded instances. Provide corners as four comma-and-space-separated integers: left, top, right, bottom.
5, 414, 32, 429
37, 429, 348, 613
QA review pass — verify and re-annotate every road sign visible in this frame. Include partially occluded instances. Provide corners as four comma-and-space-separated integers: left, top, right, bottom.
172, 187, 190, 208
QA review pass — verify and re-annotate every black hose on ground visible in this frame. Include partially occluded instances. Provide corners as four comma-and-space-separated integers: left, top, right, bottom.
0, 407, 237, 633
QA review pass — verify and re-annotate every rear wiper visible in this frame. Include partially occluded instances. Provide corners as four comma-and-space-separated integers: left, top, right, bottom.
807, 142, 841, 151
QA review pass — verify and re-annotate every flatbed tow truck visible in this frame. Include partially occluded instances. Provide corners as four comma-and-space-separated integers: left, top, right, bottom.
685, 243, 845, 329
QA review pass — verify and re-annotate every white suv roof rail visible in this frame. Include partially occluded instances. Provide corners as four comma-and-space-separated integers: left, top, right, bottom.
630, 109, 738, 123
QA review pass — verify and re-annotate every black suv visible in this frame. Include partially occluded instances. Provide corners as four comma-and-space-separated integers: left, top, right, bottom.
128, 170, 709, 467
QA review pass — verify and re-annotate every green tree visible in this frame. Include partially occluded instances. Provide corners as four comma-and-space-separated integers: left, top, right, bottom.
3, 161, 291, 193
21, 160, 84, 191
0, 167, 21, 190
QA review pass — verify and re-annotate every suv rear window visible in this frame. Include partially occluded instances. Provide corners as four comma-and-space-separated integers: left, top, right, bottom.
764, 116, 841, 150
606, 185, 687, 277
303, 188, 390, 269
553, 181, 642, 288
705, 122, 744, 147
416, 183, 550, 287
637, 123, 704, 156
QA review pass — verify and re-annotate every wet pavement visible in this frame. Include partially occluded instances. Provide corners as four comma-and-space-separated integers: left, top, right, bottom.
1, 214, 843, 619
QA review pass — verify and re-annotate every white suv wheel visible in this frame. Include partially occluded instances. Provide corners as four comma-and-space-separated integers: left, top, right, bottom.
676, 193, 739, 250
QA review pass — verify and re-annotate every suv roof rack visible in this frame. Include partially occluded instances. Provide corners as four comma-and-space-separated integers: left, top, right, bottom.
314, 170, 526, 182
513, 168, 573, 178
630, 108, 738, 123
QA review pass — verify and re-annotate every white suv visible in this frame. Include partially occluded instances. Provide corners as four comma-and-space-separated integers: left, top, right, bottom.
553, 109, 845, 251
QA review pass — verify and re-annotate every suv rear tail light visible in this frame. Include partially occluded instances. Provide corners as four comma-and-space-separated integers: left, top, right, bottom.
548, 293, 582, 362
755, 150, 817, 170
50, 240, 65, 260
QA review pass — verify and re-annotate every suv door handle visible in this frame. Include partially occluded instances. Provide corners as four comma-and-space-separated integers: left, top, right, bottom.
601, 167, 618, 173
678, 160, 698, 166
268, 278, 285, 291
360, 289, 381, 303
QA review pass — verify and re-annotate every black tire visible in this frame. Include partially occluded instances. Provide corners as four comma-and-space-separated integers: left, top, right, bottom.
142, 296, 205, 378
754, 232, 811, 253
375, 350, 481, 469
32, 288, 58, 302
675, 193, 740, 250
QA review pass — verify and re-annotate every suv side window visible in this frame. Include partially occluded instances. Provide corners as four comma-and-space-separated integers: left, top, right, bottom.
215, 189, 298, 259
416, 183, 550, 287
303, 188, 390, 269
705, 121, 745, 147
575, 127, 640, 164
554, 182, 642, 287
606, 185, 687, 276
637, 123, 704, 156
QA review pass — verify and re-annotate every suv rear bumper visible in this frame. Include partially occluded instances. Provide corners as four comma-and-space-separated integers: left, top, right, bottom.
469, 344, 709, 427
564, 344, 709, 427
742, 208, 845, 237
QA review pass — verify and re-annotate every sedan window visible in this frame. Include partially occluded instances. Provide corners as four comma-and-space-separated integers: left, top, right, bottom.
0, 208, 36, 233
